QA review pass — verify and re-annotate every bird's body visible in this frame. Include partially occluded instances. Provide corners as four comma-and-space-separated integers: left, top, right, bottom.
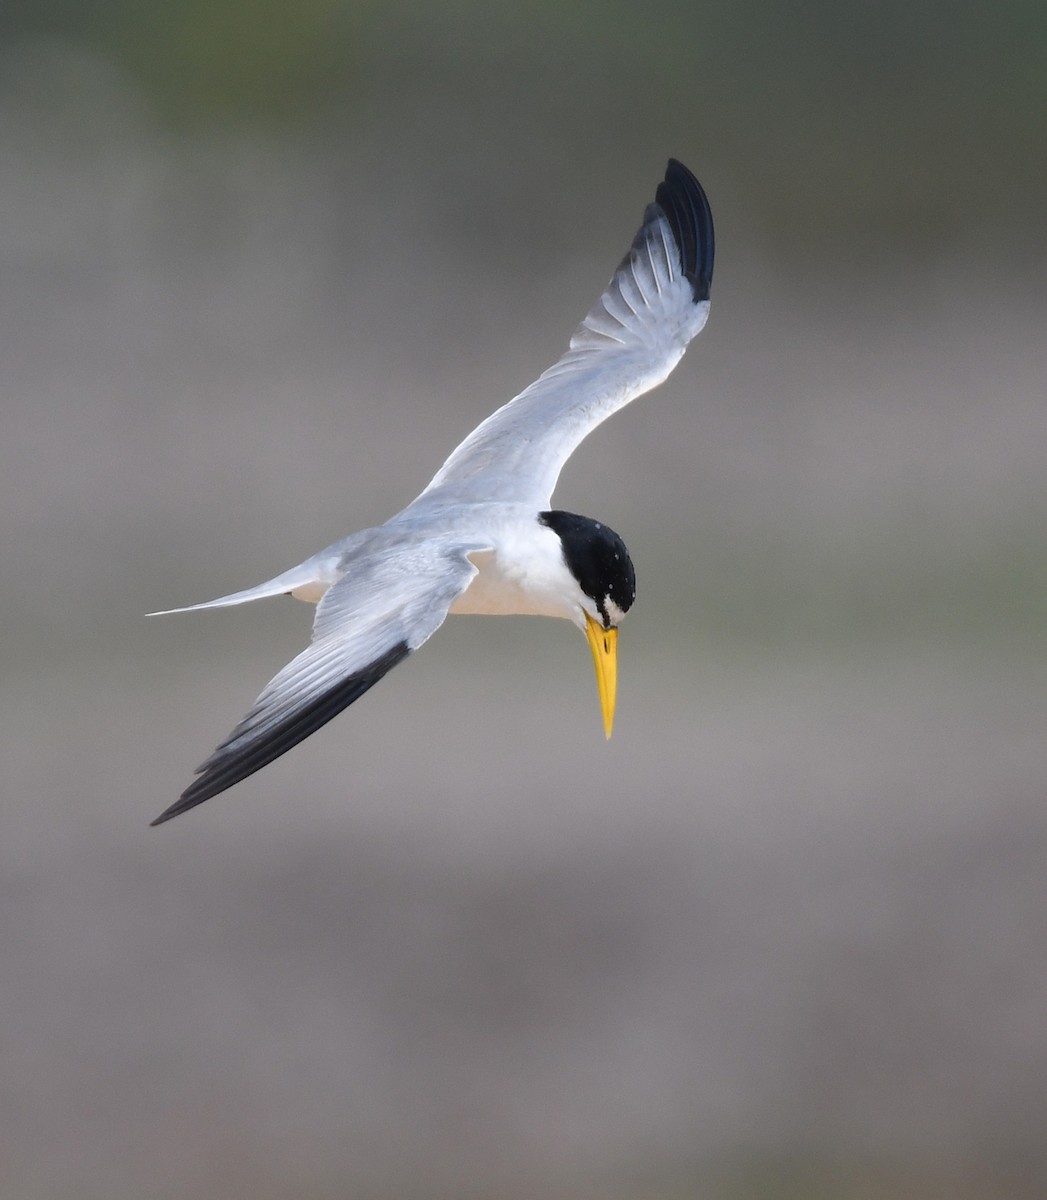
151, 160, 714, 825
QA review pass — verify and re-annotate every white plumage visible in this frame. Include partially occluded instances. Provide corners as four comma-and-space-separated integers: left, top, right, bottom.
151, 159, 714, 824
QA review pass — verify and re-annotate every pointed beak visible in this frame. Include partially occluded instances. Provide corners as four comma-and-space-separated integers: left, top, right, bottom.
584, 611, 619, 739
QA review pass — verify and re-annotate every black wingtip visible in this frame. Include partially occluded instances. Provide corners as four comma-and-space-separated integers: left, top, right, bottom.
150, 784, 215, 826
655, 159, 714, 303
149, 640, 412, 826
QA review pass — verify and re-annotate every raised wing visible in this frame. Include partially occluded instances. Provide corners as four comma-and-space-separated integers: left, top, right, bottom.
416, 159, 714, 509
151, 542, 485, 824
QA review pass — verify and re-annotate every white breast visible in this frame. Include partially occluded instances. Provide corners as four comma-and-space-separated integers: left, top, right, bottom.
448, 520, 581, 622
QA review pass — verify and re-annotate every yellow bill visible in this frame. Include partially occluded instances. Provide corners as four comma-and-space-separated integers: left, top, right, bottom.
584, 612, 619, 739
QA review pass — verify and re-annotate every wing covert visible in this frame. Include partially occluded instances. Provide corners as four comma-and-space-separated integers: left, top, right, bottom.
151, 543, 484, 824
416, 159, 714, 509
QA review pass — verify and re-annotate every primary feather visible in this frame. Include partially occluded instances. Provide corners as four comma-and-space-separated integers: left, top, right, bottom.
418, 160, 713, 508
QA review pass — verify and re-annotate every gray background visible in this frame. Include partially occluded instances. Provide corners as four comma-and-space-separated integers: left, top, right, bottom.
3, 3, 1046, 1197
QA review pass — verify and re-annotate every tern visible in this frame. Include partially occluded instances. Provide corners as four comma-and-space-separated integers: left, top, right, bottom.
150, 159, 714, 825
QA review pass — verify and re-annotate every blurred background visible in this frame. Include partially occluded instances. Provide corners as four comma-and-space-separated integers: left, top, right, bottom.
3, 2, 1047, 1197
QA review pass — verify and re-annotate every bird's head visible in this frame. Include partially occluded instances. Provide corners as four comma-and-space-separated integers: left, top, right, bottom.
538, 510, 636, 738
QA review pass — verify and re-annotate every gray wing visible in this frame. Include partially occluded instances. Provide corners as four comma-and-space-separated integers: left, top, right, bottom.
416, 160, 714, 510
151, 541, 485, 824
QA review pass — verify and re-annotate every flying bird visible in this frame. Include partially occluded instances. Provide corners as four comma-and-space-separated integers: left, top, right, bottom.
150, 159, 714, 825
